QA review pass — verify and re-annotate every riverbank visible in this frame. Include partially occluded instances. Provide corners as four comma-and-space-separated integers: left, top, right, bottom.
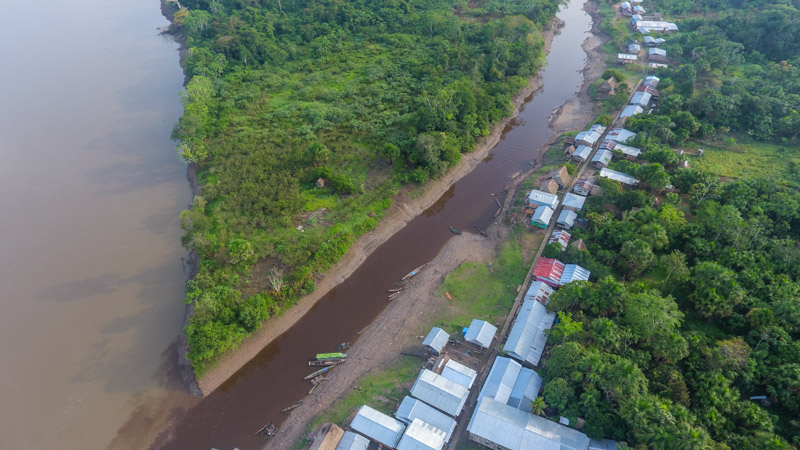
265, 1, 609, 447
192, 14, 572, 397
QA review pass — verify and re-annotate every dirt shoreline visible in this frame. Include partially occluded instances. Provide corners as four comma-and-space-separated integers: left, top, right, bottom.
191, 14, 571, 397
265, 1, 609, 448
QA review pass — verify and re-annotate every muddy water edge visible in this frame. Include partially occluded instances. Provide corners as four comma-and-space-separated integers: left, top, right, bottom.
152, 0, 595, 448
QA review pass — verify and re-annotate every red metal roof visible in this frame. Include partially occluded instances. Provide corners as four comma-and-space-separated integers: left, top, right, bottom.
533, 258, 566, 281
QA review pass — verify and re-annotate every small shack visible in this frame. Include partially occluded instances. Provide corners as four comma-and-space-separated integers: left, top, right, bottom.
573, 179, 594, 196
527, 190, 559, 209
540, 178, 559, 194
548, 166, 573, 188
548, 230, 571, 251
465, 319, 497, 349
629, 91, 652, 107
336, 431, 370, 450
422, 327, 450, 355
606, 128, 636, 143
571, 238, 587, 251
557, 209, 578, 229
311, 423, 345, 450
620, 105, 644, 121
598, 77, 619, 99
531, 205, 554, 229
571, 145, 593, 163
559, 264, 591, 284
532, 258, 565, 287
648, 47, 668, 62
591, 149, 613, 169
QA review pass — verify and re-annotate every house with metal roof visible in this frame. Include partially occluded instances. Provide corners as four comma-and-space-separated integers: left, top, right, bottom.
527, 189, 559, 210
620, 1, 632, 15
336, 431, 370, 450
441, 359, 477, 390
590, 438, 619, 450
410, 369, 470, 417
620, 104, 644, 120
467, 396, 592, 450
634, 20, 678, 33
479, 356, 521, 404
575, 124, 605, 146
503, 299, 556, 366
606, 128, 636, 143
591, 149, 613, 169
509, 367, 544, 412
531, 205, 554, 229
648, 47, 668, 62
351, 405, 406, 448
533, 258, 565, 287
643, 36, 665, 46
395, 396, 457, 442
562, 193, 587, 211
608, 141, 641, 159
617, 53, 638, 64
630, 91, 652, 107
628, 42, 641, 53
557, 209, 578, 229
397, 418, 447, 450
571, 144, 593, 163
465, 319, 497, 349
573, 179, 594, 196
633, 5, 645, 14
523, 280, 555, 305
644, 75, 660, 87
549, 230, 571, 251
560, 264, 591, 285
549, 166, 573, 188
422, 327, 449, 355
600, 168, 639, 186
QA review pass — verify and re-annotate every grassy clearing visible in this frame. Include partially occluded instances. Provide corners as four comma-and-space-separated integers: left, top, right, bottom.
684, 139, 800, 184
308, 355, 423, 431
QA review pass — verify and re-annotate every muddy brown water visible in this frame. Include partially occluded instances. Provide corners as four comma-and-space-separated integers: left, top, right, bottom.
154, 0, 594, 448
0, 1, 190, 448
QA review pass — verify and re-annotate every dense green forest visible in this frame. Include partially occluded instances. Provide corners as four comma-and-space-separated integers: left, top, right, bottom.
169, 0, 563, 374
533, 1, 800, 447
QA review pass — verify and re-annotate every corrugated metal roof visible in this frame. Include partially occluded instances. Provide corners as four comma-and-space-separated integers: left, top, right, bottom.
479, 357, 521, 404
533, 258, 565, 282
350, 405, 406, 448
573, 179, 593, 195
532, 205, 554, 225
508, 367, 543, 412
560, 264, 591, 284
645, 75, 660, 86
410, 369, 469, 417
441, 359, 477, 389
524, 281, 554, 305
422, 327, 449, 354
336, 431, 370, 450
620, 104, 643, 118
558, 210, 578, 227
527, 190, 559, 209
575, 125, 605, 145
606, 128, 636, 143
465, 319, 497, 349
396, 418, 446, 450
468, 397, 592, 450
504, 300, 543, 363
600, 168, 639, 185
549, 230, 571, 250
395, 396, 457, 442
633, 20, 678, 31
614, 143, 641, 157
630, 91, 651, 107
562, 193, 587, 210
572, 145, 592, 161
528, 309, 556, 366
617, 53, 637, 61
589, 438, 618, 450
649, 47, 667, 56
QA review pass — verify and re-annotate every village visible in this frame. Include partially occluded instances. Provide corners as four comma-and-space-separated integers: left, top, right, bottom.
278, 0, 722, 448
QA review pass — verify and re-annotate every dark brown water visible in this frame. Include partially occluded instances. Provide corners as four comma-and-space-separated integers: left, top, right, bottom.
154, 1, 594, 448
0, 1, 190, 448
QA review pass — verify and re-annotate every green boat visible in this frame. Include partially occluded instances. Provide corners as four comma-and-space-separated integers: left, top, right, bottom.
315, 352, 347, 360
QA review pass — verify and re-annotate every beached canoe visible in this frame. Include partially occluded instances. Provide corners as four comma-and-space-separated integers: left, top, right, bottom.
315, 352, 347, 361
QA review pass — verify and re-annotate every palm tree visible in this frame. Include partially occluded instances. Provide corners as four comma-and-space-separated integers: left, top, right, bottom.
530, 397, 547, 416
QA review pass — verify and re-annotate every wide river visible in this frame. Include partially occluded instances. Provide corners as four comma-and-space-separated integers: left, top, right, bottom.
0, 0, 591, 448
0, 1, 189, 448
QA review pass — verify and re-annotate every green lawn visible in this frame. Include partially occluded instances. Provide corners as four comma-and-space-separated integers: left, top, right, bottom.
685, 140, 800, 184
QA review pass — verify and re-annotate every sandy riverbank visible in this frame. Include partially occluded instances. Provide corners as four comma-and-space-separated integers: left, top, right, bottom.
193, 15, 570, 397
265, 1, 610, 448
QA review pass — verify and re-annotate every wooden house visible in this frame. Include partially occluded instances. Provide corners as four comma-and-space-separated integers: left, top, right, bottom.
597, 77, 619, 99
540, 178, 559, 194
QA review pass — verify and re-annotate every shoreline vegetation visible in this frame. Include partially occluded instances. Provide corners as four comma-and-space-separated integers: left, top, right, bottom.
162, 0, 571, 394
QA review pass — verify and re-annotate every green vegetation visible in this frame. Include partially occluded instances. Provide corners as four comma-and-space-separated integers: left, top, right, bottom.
685, 140, 800, 183
169, 0, 564, 374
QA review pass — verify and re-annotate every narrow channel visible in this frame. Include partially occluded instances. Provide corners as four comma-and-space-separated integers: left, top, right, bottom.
156, 0, 594, 448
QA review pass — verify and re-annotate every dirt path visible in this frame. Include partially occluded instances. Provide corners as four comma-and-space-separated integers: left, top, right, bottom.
266, 2, 609, 448
196, 15, 568, 397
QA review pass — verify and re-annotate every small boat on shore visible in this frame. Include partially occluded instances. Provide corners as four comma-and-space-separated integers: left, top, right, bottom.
315, 352, 347, 361
400, 263, 428, 282
255, 422, 277, 438
449, 226, 462, 235
474, 225, 488, 237
308, 359, 344, 367
281, 401, 303, 413
304, 365, 334, 380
